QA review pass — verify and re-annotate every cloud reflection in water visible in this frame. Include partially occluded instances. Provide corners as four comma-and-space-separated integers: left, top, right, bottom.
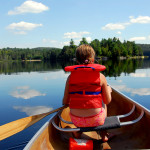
130, 69, 150, 78
10, 86, 46, 99
44, 70, 69, 80
13, 106, 53, 116
112, 85, 150, 96
130, 73, 150, 77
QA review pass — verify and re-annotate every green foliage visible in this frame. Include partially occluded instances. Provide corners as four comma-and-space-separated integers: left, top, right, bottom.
90, 39, 102, 56
0, 47, 61, 62
137, 44, 150, 56
0, 37, 144, 62
79, 37, 89, 45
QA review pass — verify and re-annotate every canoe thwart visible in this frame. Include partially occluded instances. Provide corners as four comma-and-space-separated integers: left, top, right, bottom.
52, 115, 80, 132
120, 110, 144, 126
52, 105, 144, 132
117, 105, 135, 119
58, 111, 73, 124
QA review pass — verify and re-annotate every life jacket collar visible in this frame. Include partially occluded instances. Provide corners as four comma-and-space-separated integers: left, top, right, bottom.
65, 64, 106, 72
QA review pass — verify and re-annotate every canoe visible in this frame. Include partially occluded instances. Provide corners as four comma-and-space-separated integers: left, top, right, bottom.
24, 87, 150, 149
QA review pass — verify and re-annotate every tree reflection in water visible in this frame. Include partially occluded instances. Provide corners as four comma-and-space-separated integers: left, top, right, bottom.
0, 58, 149, 77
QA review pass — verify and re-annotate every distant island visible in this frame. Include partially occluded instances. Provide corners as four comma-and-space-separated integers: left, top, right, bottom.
0, 37, 149, 62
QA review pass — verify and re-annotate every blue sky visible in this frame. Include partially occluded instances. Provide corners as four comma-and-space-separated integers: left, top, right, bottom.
0, 0, 150, 48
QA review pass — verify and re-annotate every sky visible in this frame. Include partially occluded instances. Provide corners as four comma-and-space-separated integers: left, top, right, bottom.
0, 0, 150, 48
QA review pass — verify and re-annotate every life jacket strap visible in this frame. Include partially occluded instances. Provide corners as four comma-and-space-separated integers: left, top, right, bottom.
69, 91, 101, 95
74, 66, 95, 70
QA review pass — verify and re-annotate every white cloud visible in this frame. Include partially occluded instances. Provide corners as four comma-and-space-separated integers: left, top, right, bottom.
13, 106, 53, 116
7, 21, 42, 34
43, 38, 57, 43
102, 15, 150, 31
42, 36, 92, 48
10, 86, 46, 99
62, 36, 92, 46
42, 38, 67, 48
86, 37, 92, 42
63, 41, 70, 45
129, 36, 146, 41
7, 21, 42, 31
130, 16, 150, 24
102, 23, 127, 30
117, 31, 122, 34
8, 0, 49, 15
64, 31, 90, 39
14, 31, 27, 35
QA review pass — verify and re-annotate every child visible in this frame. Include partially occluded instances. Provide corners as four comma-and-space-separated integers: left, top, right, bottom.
63, 44, 112, 142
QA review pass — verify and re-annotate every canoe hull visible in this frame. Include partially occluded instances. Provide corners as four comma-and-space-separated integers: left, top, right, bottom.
24, 88, 150, 149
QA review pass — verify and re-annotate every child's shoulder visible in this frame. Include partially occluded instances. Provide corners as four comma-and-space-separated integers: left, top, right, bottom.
100, 73, 105, 78
100, 73, 107, 84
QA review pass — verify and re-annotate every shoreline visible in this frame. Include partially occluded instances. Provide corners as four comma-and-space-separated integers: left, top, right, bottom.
96, 56, 149, 61
22, 60, 42, 62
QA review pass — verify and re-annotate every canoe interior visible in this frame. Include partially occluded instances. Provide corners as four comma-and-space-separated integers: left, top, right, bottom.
27, 89, 150, 149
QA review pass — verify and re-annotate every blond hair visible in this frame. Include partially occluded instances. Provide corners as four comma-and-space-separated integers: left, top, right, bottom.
76, 44, 95, 64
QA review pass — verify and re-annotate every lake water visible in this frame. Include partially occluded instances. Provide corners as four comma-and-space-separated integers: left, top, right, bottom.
0, 58, 150, 149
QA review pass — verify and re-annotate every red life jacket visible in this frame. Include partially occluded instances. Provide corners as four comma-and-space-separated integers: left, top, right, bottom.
65, 64, 106, 109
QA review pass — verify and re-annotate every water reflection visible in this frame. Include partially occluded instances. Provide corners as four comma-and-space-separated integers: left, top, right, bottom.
0, 61, 64, 75
0, 58, 150, 149
10, 86, 46, 99
130, 69, 150, 77
0, 58, 148, 77
112, 84, 150, 96
44, 70, 69, 80
13, 106, 53, 116
101, 58, 144, 77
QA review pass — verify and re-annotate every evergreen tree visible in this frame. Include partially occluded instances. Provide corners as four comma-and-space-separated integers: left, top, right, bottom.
79, 37, 89, 45
90, 39, 102, 56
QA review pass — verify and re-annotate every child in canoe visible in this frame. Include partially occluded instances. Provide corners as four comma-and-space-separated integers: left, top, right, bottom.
63, 44, 112, 142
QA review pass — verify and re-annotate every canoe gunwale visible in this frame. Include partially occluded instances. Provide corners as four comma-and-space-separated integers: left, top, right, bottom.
23, 113, 57, 150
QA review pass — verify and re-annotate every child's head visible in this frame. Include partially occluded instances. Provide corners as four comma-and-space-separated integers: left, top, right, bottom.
76, 44, 95, 64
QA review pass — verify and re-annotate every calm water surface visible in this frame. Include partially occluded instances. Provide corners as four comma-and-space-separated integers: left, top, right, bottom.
0, 59, 150, 149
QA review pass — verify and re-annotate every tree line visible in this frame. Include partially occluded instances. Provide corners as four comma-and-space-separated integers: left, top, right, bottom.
60, 37, 143, 61
0, 37, 143, 62
0, 47, 61, 61
137, 44, 150, 56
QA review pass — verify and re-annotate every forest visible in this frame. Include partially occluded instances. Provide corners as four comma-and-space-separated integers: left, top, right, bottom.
137, 44, 150, 56
0, 37, 144, 62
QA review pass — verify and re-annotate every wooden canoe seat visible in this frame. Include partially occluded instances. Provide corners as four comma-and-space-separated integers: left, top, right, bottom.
52, 105, 144, 132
